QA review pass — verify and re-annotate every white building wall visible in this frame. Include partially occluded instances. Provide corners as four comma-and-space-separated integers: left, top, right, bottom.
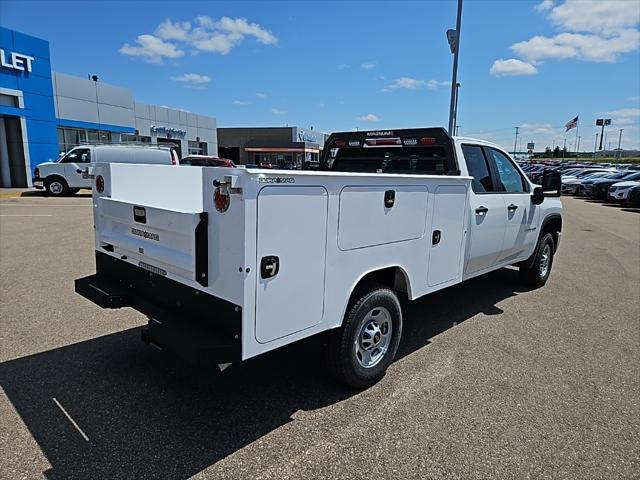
53, 73, 217, 154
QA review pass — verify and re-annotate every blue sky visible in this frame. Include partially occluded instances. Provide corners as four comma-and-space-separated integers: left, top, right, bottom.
2, 0, 639, 151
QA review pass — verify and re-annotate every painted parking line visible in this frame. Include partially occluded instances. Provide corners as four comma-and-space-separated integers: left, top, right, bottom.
0, 204, 91, 207
0, 214, 53, 217
52, 397, 90, 442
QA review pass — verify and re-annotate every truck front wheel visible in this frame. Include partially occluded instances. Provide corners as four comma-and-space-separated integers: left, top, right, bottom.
44, 177, 69, 197
520, 233, 555, 288
326, 285, 402, 388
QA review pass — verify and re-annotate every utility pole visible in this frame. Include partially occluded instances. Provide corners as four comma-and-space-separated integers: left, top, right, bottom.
562, 137, 566, 159
513, 126, 519, 157
447, 0, 463, 134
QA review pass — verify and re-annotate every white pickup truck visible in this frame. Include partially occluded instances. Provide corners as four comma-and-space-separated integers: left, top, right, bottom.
75, 128, 562, 388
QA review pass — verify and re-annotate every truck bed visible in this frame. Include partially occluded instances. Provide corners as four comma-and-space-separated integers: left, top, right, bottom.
80, 162, 472, 362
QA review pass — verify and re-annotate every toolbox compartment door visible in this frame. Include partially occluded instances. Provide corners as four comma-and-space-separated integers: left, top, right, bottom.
338, 185, 428, 250
97, 198, 208, 286
255, 186, 328, 343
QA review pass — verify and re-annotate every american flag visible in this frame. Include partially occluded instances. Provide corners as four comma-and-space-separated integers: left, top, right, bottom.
565, 115, 578, 132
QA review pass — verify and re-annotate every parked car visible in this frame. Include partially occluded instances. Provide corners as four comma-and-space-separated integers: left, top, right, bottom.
626, 185, 640, 208
576, 171, 625, 196
34, 144, 179, 196
180, 155, 235, 167
588, 172, 640, 200
562, 171, 614, 195
608, 180, 640, 205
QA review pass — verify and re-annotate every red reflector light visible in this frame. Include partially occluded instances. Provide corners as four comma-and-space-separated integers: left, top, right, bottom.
95, 175, 105, 193
365, 138, 402, 146
214, 187, 230, 213
419, 137, 437, 145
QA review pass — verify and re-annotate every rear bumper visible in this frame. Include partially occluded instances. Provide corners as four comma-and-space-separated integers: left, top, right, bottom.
75, 252, 242, 365
33, 178, 44, 189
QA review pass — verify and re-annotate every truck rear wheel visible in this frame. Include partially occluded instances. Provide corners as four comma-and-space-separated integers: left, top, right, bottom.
520, 233, 555, 288
44, 177, 69, 197
326, 285, 402, 388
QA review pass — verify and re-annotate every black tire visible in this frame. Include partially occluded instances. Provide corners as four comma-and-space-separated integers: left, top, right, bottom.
44, 177, 69, 197
325, 284, 402, 388
520, 233, 555, 288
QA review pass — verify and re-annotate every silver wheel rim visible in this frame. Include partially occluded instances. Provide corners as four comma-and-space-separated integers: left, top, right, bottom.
355, 306, 393, 369
540, 244, 551, 278
49, 181, 63, 194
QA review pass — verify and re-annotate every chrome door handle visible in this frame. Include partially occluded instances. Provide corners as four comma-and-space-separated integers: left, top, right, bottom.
507, 204, 518, 211
475, 206, 489, 215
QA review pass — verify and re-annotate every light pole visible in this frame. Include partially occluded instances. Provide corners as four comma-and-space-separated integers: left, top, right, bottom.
617, 129, 624, 164
593, 133, 598, 159
447, 0, 463, 135
513, 126, 519, 157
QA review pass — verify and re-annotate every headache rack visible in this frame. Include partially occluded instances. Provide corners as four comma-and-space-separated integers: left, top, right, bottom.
320, 127, 460, 175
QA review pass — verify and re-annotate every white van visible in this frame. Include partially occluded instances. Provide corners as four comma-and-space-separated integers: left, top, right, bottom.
33, 144, 179, 196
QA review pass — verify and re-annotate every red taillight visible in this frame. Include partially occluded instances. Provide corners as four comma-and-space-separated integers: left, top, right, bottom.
334, 140, 347, 148
214, 187, 230, 212
96, 175, 105, 193
34, 168, 40, 179
419, 137, 437, 145
171, 150, 178, 165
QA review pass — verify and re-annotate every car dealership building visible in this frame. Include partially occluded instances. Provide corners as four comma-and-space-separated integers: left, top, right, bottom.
0, 27, 217, 187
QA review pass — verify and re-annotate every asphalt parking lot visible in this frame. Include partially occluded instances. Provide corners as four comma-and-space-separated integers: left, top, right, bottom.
1, 192, 638, 480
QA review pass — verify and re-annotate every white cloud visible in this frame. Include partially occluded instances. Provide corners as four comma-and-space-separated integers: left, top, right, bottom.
535, 0, 554, 13
360, 63, 376, 70
119, 35, 184, 63
356, 114, 381, 122
160, 105, 190, 112
232, 100, 250, 106
512, 29, 640, 63
255, 92, 266, 98
214, 16, 278, 45
497, 0, 640, 73
155, 19, 192, 41
121, 16, 277, 60
490, 58, 539, 76
170, 73, 211, 84
547, 0, 639, 34
387, 77, 450, 90
601, 107, 640, 126
271, 108, 287, 115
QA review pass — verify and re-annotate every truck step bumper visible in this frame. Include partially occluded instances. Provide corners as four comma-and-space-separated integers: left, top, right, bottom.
75, 252, 243, 365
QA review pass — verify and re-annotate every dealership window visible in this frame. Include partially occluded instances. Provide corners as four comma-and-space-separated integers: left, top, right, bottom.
122, 134, 151, 144
188, 141, 208, 155
57, 127, 112, 153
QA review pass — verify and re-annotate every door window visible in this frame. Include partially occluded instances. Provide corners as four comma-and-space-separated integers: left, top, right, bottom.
488, 149, 526, 193
61, 149, 91, 163
462, 145, 495, 193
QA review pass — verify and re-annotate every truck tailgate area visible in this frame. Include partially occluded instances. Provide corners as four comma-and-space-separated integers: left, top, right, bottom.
75, 252, 242, 364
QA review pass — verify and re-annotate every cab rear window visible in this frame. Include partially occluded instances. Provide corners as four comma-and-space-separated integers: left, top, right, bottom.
327, 146, 448, 175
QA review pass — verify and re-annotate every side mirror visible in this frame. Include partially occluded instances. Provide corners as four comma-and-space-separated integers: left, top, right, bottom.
532, 186, 544, 205
541, 169, 561, 196
532, 169, 561, 205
